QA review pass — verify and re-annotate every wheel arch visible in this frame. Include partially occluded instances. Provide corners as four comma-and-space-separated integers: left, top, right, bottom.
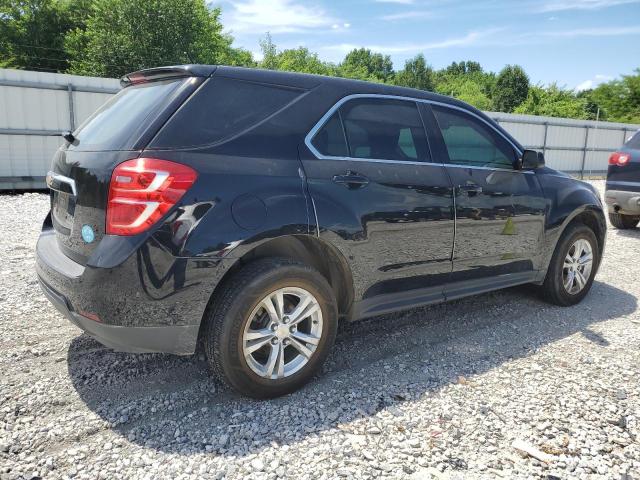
198, 234, 355, 342
541, 205, 606, 283
566, 208, 606, 256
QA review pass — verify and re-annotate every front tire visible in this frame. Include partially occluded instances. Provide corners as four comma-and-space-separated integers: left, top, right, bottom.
541, 224, 599, 306
608, 212, 639, 229
204, 258, 337, 399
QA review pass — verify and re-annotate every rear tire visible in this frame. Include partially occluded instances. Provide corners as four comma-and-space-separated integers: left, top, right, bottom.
541, 223, 599, 306
204, 258, 337, 399
608, 212, 639, 229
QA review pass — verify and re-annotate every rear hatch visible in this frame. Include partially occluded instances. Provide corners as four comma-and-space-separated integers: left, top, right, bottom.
47, 67, 207, 264
607, 130, 640, 192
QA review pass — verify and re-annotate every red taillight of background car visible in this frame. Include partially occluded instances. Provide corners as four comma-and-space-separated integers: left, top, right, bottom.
106, 158, 197, 235
608, 151, 630, 166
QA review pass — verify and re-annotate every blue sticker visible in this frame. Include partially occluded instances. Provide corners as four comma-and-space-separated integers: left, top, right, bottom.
81, 224, 95, 243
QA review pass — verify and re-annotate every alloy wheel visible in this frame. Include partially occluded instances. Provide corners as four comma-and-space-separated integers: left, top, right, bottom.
242, 287, 323, 379
562, 238, 593, 295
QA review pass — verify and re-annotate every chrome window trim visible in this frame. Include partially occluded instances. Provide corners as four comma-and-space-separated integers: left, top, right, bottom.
303, 93, 532, 174
443, 162, 534, 174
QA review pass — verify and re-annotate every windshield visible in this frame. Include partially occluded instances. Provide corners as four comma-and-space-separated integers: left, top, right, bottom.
71, 79, 185, 151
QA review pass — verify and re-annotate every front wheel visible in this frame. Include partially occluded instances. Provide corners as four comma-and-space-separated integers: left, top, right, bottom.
204, 258, 337, 398
609, 212, 639, 229
541, 224, 599, 306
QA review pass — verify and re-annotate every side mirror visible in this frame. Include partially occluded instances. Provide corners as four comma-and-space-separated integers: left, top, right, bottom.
520, 149, 545, 170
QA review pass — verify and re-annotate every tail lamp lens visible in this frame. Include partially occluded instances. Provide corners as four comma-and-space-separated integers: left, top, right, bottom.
608, 152, 630, 166
106, 158, 197, 235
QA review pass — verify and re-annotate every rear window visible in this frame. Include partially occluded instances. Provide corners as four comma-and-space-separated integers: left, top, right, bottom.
72, 79, 184, 151
625, 130, 640, 149
150, 77, 304, 148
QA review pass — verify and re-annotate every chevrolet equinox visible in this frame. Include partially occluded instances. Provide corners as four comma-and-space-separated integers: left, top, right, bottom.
37, 65, 606, 398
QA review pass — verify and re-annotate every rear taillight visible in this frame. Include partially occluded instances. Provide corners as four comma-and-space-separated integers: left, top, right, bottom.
106, 158, 197, 236
609, 152, 630, 166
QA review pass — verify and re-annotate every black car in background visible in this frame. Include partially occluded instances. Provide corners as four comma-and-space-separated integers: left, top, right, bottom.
606, 131, 640, 229
36, 65, 606, 398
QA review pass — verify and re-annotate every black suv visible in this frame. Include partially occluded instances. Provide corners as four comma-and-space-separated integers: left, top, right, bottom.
37, 65, 606, 398
605, 130, 640, 229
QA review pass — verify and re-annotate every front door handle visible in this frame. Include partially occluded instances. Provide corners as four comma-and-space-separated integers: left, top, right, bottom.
457, 183, 483, 196
332, 171, 370, 189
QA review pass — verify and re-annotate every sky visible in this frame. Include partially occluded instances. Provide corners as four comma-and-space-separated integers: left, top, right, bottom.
215, 0, 640, 91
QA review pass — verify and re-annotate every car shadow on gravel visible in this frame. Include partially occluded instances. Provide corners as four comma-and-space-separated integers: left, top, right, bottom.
614, 227, 640, 239
67, 280, 636, 457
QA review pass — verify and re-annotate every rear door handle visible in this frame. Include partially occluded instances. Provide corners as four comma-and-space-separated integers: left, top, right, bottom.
332, 171, 370, 189
457, 184, 483, 196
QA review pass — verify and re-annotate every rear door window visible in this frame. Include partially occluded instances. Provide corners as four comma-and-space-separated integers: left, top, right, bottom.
339, 98, 429, 162
72, 79, 185, 151
150, 77, 304, 148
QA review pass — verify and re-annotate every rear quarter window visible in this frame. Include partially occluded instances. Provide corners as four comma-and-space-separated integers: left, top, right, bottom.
311, 112, 348, 157
150, 77, 304, 148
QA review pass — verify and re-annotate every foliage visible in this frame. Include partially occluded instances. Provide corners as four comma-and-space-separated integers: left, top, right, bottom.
393, 54, 434, 91
339, 48, 393, 82
259, 33, 337, 76
492, 65, 530, 113
258, 33, 278, 70
585, 69, 640, 123
515, 84, 592, 119
0, 0, 89, 71
64, 0, 251, 77
0, 1, 638, 123
434, 60, 494, 110
436, 77, 492, 110
443, 60, 482, 76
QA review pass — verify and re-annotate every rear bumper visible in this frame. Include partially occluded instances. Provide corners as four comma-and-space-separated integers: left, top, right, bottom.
36, 227, 233, 355
604, 189, 640, 215
38, 277, 199, 354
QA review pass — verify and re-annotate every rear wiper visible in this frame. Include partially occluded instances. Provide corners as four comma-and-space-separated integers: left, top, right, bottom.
61, 131, 75, 143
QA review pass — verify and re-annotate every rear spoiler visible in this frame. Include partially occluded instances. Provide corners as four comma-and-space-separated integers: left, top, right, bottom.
120, 65, 217, 87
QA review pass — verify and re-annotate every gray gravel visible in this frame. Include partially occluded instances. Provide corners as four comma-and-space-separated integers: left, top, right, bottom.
1, 180, 639, 480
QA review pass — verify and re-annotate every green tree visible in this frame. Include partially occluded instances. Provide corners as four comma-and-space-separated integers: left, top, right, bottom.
576, 90, 604, 120
258, 34, 337, 75
493, 64, 529, 112
65, 0, 251, 77
587, 69, 640, 123
393, 54, 434, 91
259, 33, 278, 70
433, 60, 495, 109
339, 48, 393, 82
515, 84, 590, 119
436, 77, 492, 110
271, 47, 337, 75
0, 0, 89, 72
443, 60, 482, 76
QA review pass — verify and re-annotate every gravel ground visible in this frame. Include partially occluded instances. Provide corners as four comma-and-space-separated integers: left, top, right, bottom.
1, 180, 639, 480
